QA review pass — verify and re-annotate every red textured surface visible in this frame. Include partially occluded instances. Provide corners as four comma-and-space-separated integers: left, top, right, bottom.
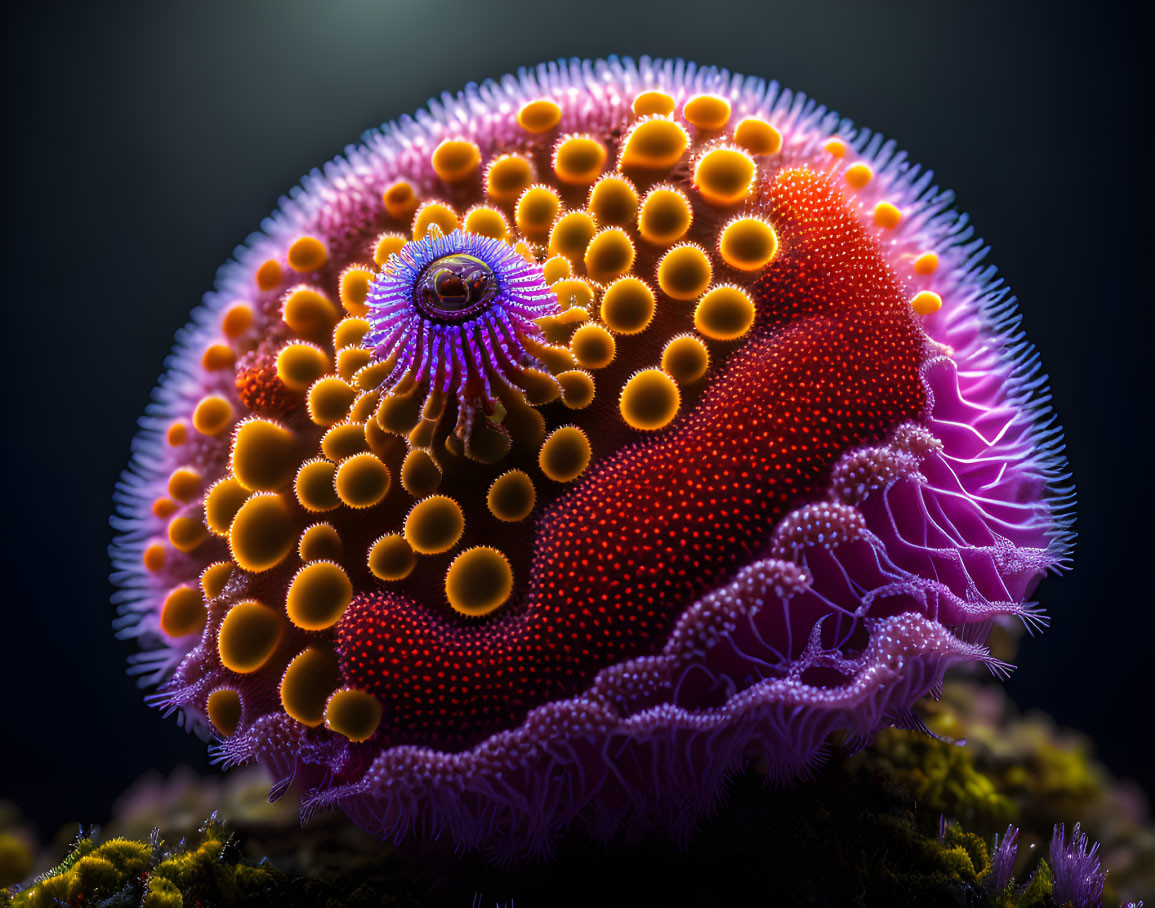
234, 350, 296, 417
336, 168, 929, 746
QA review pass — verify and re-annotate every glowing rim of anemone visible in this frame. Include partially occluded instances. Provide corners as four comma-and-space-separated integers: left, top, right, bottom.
362, 229, 558, 396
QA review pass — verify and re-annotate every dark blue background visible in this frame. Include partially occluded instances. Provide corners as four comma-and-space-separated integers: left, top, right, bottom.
2, 0, 1150, 837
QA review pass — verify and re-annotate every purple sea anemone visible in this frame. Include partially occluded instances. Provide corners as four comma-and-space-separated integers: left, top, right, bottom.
110, 56, 1071, 858
988, 824, 1020, 893
1051, 822, 1109, 908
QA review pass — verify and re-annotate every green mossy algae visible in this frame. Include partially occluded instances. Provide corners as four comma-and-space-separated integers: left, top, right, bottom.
0, 821, 283, 908
0, 818, 422, 908
1, 779, 1063, 908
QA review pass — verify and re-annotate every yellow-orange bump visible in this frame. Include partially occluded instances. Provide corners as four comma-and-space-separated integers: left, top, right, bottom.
588, 174, 639, 226
218, 600, 282, 673
632, 90, 675, 117
280, 647, 341, 727
873, 202, 902, 229
661, 334, 710, 384
517, 366, 561, 406
542, 255, 572, 284
619, 368, 680, 430
432, 138, 481, 183
553, 134, 607, 185
913, 251, 939, 275
201, 343, 235, 371
446, 547, 513, 617
203, 473, 248, 531
221, 303, 253, 338
334, 316, 372, 350
538, 426, 591, 482
152, 498, 178, 519
368, 533, 417, 581
517, 98, 562, 133
845, 163, 873, 189
299, 522, 343, 562
619, 117, 689, 171
911, 290, 943, 315
307, 376, 357, 427
683, 94, 731, 130
143, 543, 167, 572
201, 561, 234, 600
287, 236, 327, 272
334, 452, 391, 509
168, 514, 207, 552
382, 181, 419, 220
286, 561, 352, 631
548, 211, 597, 261
515, 186, 561, 242
205, 477, 251, 535
657, 244, 713, 300
487, 470, 535, 522
325, 689, 382, 742
400, 448, 442, 498
192, 395, 234, 436
276, 342, 330, 391
485, 154, 534, 206
166, 420, 188, 447
295, 459, 340, 512
413, 201, 459, 240
463, 205, 509, 240
373, 232, 407, 267
365, 420, 400, 458
229, 493, 296, 572
376, 389, 423, 435
255, 259, 283, 292
824, 137, 847, 158
551, 277, 596, 311
321, 422, 368, 462
570, 323, 616, 369
600, 276, 655, 334
167, 467, 201, 502
557, 369, 595, 409
733, 117, 782, 155
207, 688, 242, 737
637, 186, 692, 245
718, 217, 778, 271
231, 419, 299, 491
693, 147, 755, 206
168, 522, 205, 561
404, 495, 464, 554
584, 227, 636, 283
283, 287, 339, 340
353, 358, 391, 391
350, 391, 380, 425
336, 347, 372, 382
695, 285, 756, 340
160, 586, 205, 638
339, 267, 375, 317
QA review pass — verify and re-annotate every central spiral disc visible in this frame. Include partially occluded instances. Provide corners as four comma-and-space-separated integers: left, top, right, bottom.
416, 253, 497, 321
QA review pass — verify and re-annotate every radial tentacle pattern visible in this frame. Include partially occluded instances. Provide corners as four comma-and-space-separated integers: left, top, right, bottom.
110, 56, 1072, 858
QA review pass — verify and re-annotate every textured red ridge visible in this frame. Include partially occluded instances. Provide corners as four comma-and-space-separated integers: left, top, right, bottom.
234, 350, 295, 417
336, 167, 929, 746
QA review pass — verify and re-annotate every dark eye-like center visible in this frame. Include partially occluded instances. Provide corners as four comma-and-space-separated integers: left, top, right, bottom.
416, 254, 497, 321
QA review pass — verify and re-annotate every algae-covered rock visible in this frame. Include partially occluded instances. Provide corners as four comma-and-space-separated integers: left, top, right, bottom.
3, 680, 1149, 906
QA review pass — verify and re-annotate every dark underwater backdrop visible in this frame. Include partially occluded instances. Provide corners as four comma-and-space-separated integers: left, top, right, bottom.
2, 0, 1151, 904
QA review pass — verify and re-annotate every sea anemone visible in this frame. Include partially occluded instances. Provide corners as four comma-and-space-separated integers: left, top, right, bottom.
110, 56, 1071, 858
